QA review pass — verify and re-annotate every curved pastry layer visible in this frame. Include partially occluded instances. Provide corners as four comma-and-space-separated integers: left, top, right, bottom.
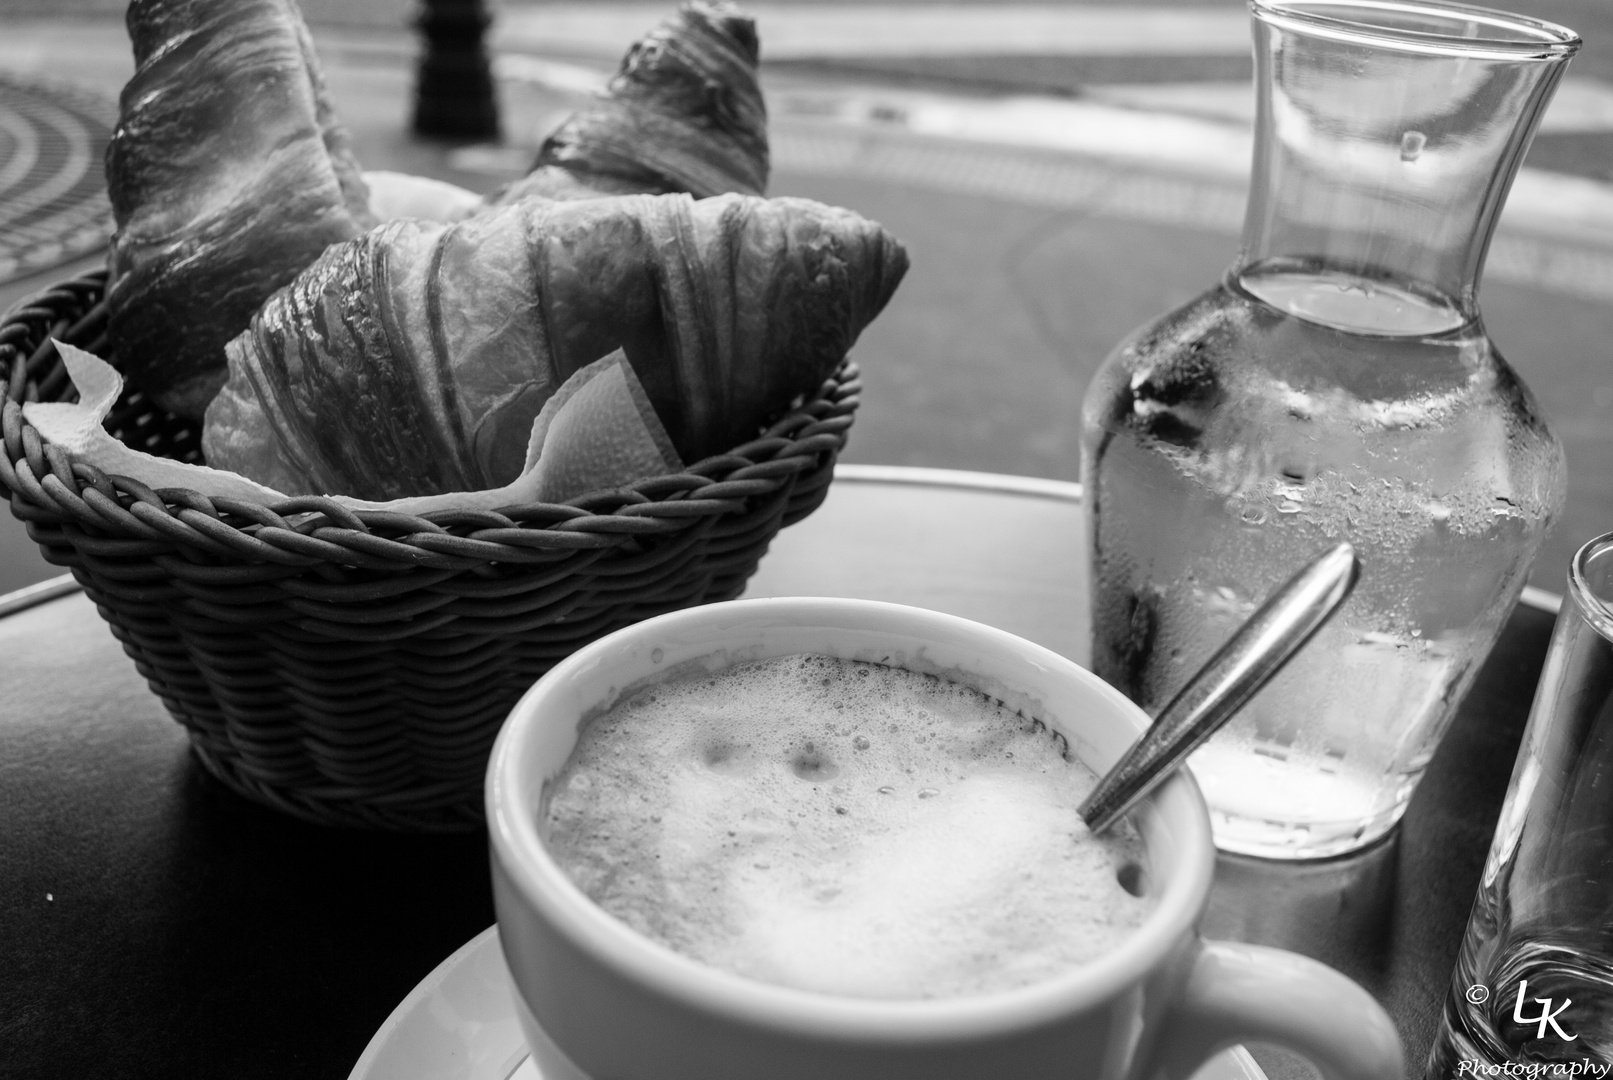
491, 0, 768, 205
106, 0, 375, 420
203, 193, 907, 501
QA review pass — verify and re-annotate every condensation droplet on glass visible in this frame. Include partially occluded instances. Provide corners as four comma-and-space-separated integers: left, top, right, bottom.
1278, 500, 1304, 514
877, 785, 895, 795
853, 735, 870, 750
1400, 130, 1426, 162
1240, 504, 1268, 526
917, 788, 939, 799
650, 647, 664, 663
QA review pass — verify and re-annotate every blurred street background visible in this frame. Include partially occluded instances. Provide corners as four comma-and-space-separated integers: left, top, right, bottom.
2, 0, 1612, 601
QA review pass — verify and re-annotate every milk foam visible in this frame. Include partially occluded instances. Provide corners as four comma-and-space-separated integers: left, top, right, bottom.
543, 655, 1154, 999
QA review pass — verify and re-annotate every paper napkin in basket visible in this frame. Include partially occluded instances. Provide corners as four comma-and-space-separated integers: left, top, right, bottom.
25, 342, 684, 514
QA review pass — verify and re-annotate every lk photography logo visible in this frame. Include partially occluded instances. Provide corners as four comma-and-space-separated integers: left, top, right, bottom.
1457, 979, 1608, 1079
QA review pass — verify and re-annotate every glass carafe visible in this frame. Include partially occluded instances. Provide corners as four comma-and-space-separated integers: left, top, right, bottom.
1081, 0, 1577, 859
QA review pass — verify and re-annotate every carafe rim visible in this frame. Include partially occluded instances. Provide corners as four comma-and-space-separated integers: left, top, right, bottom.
1250, 0, 1580, 60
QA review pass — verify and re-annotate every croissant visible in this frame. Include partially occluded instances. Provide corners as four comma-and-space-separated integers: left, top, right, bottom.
202, 193, 907, 501
105, 0, 376, 420
489, 0, 768, 206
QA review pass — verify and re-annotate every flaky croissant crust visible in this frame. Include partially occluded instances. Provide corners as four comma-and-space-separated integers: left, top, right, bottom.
105, 0, 375, 420
491, 0, 769, 205
203, 193, 907, 501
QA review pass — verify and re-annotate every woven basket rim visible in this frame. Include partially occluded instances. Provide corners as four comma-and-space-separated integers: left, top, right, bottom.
1, 269, 861, 575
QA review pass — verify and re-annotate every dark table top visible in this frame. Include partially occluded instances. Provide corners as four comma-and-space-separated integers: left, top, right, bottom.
0, 466, 1559, 1080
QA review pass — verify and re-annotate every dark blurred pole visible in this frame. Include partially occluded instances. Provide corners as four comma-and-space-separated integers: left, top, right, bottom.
412, 0, 500, 141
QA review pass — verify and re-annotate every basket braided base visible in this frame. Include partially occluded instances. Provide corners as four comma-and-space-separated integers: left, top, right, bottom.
1, 272, 857, 832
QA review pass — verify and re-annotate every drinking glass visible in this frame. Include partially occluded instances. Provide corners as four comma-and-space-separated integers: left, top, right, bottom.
1428, 533, 1613, 1075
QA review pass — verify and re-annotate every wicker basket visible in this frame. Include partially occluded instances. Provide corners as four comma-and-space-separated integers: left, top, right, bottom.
0, 270, 857, 832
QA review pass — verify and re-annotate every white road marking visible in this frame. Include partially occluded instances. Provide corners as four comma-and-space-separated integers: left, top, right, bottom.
495, 3, 1252, 59
764, 84, 1613, 245
768, 124, 1613, 304
495, 56, 1613, 250
1088, 77, 1613, 134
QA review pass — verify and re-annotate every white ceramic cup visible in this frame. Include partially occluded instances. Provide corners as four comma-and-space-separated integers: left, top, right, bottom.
487, 598, 1404, 1080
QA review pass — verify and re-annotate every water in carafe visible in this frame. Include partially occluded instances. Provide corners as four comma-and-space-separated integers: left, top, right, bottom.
1086, 261, 1560, 857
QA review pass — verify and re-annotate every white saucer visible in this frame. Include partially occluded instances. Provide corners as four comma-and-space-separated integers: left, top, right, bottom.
348, 926, 1269, 1080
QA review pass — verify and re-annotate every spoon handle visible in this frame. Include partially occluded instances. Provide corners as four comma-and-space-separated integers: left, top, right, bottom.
1079, 542, 1360, 836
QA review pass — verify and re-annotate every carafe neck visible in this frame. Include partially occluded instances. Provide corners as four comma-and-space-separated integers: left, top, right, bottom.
1233, 0, 1578, 335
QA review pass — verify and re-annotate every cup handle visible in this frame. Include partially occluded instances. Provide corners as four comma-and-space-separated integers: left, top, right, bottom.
1153, 939, 1404, 1080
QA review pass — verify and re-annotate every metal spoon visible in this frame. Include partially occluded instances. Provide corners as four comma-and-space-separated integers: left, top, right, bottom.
1079, 542, 1361, 836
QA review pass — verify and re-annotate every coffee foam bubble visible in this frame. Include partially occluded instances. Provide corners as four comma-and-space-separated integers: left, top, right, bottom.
543, 655, 1153, 1000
